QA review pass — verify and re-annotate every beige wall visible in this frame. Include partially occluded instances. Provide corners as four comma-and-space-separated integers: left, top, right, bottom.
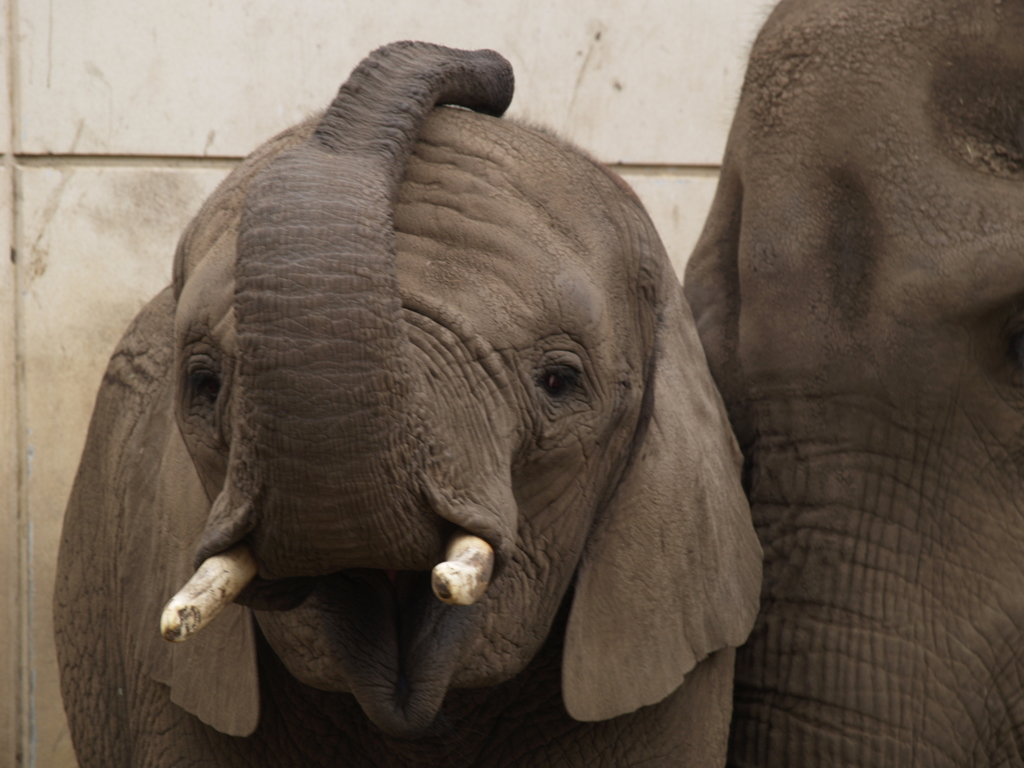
2, 1, 772, 764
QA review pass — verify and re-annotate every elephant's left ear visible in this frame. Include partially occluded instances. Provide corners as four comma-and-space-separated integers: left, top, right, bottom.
562, 268, 762, 722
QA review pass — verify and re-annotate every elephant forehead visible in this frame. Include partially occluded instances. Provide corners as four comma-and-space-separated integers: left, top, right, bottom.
743, 0, 1024, 277
393, 108, 634, 347
729, 0, 1024, 388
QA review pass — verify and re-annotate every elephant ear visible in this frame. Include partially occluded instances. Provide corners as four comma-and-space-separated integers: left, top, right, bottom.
142, 437, 258, 738
118, 291, 260, 737
562, 252, 762, 722
131, 113, 321, 738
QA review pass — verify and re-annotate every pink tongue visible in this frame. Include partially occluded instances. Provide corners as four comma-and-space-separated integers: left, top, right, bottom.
384, 569, 398, 585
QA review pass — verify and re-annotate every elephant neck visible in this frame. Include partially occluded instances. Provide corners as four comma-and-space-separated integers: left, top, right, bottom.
731, 393, 1024, 767
252, 608, 569, 766
246, 603, 719, 767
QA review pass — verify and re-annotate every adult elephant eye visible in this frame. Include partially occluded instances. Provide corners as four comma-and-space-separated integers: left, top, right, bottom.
1007, 319, 1024, 386
190, 369, 222, 404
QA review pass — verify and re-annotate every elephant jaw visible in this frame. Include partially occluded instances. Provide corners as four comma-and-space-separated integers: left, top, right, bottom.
253, 567, 477, 738
166, 468, 514, 735
159, 530, 495, 736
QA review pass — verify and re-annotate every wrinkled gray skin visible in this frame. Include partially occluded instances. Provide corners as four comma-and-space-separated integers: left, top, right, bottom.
685, 0, 1024, 765
55, 43, 761, 767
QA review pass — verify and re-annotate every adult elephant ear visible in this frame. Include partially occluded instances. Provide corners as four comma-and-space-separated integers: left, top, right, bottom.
562, 233, 762, 721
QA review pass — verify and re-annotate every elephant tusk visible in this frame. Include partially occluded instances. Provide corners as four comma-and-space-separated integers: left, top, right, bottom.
160, 543, 258, 643
431, 533, 494, 606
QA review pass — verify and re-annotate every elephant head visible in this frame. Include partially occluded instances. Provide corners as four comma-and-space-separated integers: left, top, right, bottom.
121, 42, 761, 743
685, 0, 1024, 764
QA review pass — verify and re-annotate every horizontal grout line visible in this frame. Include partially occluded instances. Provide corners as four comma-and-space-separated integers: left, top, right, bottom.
9, 154, 243, 169
3, 153, 721, 175
608, 163, 721, 177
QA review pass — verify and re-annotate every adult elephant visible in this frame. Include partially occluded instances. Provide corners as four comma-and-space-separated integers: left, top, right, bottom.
54, 43, 761, 767
685, 0, 1024, 765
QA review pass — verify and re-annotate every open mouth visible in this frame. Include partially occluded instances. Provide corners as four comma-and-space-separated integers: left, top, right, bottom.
244, 567, 472, 738
236, 567, 424, 612
162, 531, 496, 737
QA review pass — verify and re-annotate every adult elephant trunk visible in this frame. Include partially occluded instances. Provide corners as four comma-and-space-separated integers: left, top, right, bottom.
195, 43, 514, 579
723, 395, 1024, 767
726, 399, 937, 766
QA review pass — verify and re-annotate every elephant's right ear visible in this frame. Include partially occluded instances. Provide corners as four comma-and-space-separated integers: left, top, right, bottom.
123, 397, 261, 737
562, 258, 762, 722
132, 118, 320, 737
117, 293, 261, 738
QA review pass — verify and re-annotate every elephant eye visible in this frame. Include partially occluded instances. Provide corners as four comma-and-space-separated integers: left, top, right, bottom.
537, 365, 580, 398
1014, 335, 1024, 382
189, 369, 222, 404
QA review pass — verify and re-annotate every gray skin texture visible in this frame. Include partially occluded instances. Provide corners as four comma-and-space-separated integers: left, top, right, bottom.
55, 43, 762, 767
684, 0, 1024, 765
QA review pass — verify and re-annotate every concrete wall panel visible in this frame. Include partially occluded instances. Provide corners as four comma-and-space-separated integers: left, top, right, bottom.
16, 165, 228, 767
0, 0, 8, 155
18, 0, 769, 163
1, 166, 18, 768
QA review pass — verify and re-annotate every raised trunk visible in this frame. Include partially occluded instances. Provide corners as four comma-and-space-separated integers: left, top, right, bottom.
197, 43, 514, 578
729, 396, 1024, 767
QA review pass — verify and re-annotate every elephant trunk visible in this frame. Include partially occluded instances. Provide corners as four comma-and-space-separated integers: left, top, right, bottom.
730, 400, 903, 765
195, 43, 514, 579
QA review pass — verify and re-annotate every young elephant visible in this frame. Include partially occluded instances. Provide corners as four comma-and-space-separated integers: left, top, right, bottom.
55, 42, 761, 767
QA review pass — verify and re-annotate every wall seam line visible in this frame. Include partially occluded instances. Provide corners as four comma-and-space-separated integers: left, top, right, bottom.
7, 0, 31, 765
10, 154, 722, 175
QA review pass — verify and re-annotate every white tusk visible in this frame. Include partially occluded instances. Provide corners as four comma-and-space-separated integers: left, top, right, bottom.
431, 532, 494, 606
160, 543, 258, 643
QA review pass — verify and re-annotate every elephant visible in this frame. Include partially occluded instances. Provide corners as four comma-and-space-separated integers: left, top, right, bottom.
684, 0, 1024, 765
54, 42, 762, 767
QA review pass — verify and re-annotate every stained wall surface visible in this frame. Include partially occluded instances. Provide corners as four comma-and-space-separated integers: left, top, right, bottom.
2, 1, 773, 764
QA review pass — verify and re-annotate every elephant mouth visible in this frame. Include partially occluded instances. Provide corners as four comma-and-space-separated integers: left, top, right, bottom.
168, 516, 499, 737
245, 566, 475, 738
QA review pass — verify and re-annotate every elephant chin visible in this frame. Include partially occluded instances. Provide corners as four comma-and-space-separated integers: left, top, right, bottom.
253, 569, 475, 738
